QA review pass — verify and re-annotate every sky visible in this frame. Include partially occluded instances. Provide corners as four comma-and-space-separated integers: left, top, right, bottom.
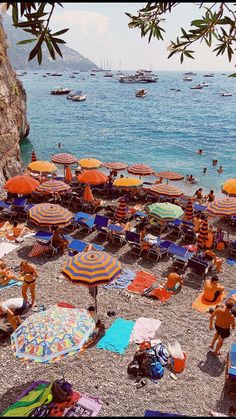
32, 2, 236, 71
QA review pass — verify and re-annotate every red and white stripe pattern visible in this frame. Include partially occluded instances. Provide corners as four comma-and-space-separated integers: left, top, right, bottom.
127, 164, 154, 176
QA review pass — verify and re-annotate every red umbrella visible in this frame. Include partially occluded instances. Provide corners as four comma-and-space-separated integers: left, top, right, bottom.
83, 185, 94, 203
154, 171, 184, 183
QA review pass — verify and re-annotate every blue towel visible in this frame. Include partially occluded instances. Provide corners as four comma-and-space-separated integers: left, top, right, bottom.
96, 318, 135, 354
103, 268, 135, 289
0, 279, 22, 290
145, 410, 185, 417
226, 258, 236, 266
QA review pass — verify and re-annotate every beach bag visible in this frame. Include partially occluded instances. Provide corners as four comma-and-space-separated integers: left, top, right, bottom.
167, 340, 187, 373
150, 361, 164, 380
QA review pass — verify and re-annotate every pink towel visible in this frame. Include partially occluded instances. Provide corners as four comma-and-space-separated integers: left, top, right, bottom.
130, 317, 161, 344
64, 394, 102, 417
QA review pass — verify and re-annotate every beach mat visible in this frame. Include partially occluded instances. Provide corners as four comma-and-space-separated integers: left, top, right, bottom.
127, 271, 156, 294
0, 279, 22, 290
130, 317, 161, 344
96, 317, 135, 354
104, 268, 135, 290
192, 291, 226, 313
0, 242, 19, 258
145, 410, 185, 417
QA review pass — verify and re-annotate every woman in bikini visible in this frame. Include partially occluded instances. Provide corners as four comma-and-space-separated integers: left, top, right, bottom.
0, 260, 17, 286
19, 261, 38, 308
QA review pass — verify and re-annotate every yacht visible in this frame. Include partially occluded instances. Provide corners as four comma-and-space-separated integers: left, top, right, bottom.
135, 89, 148, 97
51, 87, 71, 95
118, 70, 158, 83
104, 70, 113, 77
90, 69, 96, 76
190, 84, 203, 90
73, 71, 79, 74
204, 73, 214, 77
184, 72, 197, 76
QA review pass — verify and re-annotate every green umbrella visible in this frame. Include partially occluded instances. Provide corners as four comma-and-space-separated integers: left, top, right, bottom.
146, 202, 184, 220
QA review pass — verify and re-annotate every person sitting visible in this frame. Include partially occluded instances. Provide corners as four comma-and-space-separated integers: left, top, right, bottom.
205, 225, 216, 249
193, 212, 203, 233
161, 266, 183, 293
206, 190, 215, 203
215, 227, 227, 250
0, 297, 29, 331
50, 226, 69, 254
203, 275, 225, 303
203, 249, 223, 273
155, 176, 163, 184
0, 260, 17, 286
6, 221, 30, 242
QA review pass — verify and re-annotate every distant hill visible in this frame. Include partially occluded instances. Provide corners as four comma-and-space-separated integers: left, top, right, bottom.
2, 14, 98, 71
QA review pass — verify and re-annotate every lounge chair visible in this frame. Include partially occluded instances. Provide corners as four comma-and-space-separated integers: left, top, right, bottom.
166, 225, 183, 241
11, 197, 28, 208
94, 214, 110, 238
107, 224, 125, 245
182, 228, 196, 244
193, 203, 207, 213
187, 256, 210, 279
67, 239, 104, 256
168, 244, 193, 273
225, 343, 236, 396
35, 230, 53, 244
125, 230, 141, 244
146, 240, 167, 261
77, 215, 96, 233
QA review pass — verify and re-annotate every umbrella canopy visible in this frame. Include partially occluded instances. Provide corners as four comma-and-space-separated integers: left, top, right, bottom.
222, 179, 236, 197
28, 161, 57, 174
207, 197, 236, 216
31, 150, 37, 162
11, 306, 95, 363
36, 180, 71, 194
62, 251, 122, 287
29, 203, 73, 226
115, 198, 128, 221
127, 163, 154, 177
4, 175, 40, 195
154, 171, 184, 181
113, 177, 142, 188
147, 202, 184, 220
103, 162, 128, 171
185, 199, 194, 220
65, 166, 73, 182
197, 218, 209, 249
79, 158, 102, 170
83, 185, 94, 203
77, 170, 108, 185
149, 184, 183, 197
51, 153, 78, 165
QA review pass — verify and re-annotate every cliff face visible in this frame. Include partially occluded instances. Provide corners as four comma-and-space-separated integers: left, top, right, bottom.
0, 16, 29, 187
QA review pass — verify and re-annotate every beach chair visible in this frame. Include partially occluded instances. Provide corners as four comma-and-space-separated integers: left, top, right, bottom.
166, 224, 183, 241
11, 197, 28, 209
229, 240, 236, 258
35, 230, 53, 244
168, 244, 193, 273
225, 343, 236, 396
125, 230, 142, 256
107, 224, 125, 245
187, 256, 210, 279
77, 215, 96, 233
67, 239, 87, 255
94, 214, 110, 238
0, 207, 18, 221
182, 228, 196, 244
146, 240, 167, 261
0, 200, 11, 211
193, 203, 207, 213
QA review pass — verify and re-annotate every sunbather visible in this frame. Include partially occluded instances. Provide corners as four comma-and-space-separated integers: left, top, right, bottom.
203, 249, 223, 273
51, 226, 69, 254
203, 275, 225, 302
0, 260, 17, 286
209, 301, 235, 356
6, 221, 31, 241
161, 266, 183, 293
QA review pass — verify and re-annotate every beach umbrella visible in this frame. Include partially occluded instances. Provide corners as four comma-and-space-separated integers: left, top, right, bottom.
11, 306, 95, 364
146, 202, 184, 220
115, 197, 128, 221
29, 203, 73, 227
28, 161, 57, 174
83, 185, 94, 203
36, 179, 71, 194
4, 175, 40, 195
79, 158, 102, 170
51, 153, 78, 166
149, 184, 183, 198
185, 199, 194, 220
207, 197, 236, 217
127, 163, 154, 178
197, 218, 209, 249
113, 177, 142, 188
103, 162, 128, 171
222, 179, 236, 197
31, 150, 37, 162
77, 169, 108, 185
154, 171, 184, 183
65, 166, 73, 182
62, 251, 122, 311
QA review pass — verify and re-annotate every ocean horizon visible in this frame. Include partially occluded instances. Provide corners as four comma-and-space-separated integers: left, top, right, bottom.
20, 69, 236, 197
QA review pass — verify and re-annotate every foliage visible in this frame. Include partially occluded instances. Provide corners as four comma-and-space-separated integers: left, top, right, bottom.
5, 2, 69, 65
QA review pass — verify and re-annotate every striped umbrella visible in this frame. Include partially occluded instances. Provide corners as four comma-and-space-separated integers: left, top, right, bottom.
127, 164, 154, 178
207, 197, 236, 216
83, 185, 94, 203
36, 180, 71, 194
147, 202, 184, 220
197, 218, 209, 249
4, 175, 40, 195
222, 179, 236, 197
185, 199, 194, 220
62, 251, 122, 311
77, 170, 108, 185
149, 184, 183, 198
115, 198, 127, 221
29, 203, 73, 227
28, 161, 57, 174
103, 162, 128, 171
113, 177, 142, 188
51, 153, 78, 165
154, 171, 184, 183
31, 150, 37, 162
79, 158, 102, 170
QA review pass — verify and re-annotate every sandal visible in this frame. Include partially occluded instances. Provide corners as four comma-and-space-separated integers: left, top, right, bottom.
136, 378, 148, 389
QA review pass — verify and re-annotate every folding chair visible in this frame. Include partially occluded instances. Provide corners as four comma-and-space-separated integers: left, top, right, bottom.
12, 197, 28, 208
77, 216, 96, 233
125, 230, 141, 244
146, 241, 166, 261
67, 239, 87, 255
182, 228, 196, 244
193, 203, 207, 213
168, 244, 193, 273
107, 224, 125, 245
166, 225, 183, 241
35, 230, 53, 244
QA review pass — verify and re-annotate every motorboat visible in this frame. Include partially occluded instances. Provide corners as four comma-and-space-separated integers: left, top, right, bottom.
201, 82, 209, 87
135, 89, 148, 97
183, 76, 192, 81
104, 71, 113, 77
184, 72, 197, 75
67, 90, 87, 101
51, 87, 71, 95
221, 92, 233, 97
90, 69, 96, 76
118, 70, 158, 83
204, 73, 214, 77
42, 74, 47, 77
190, 84, 203, 90
69, 74, 75, 78
73, 71, 79, 74
50, 73, 62, 76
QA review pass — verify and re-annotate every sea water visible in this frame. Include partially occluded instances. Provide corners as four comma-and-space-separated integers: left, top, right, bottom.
20, 70, 236, 197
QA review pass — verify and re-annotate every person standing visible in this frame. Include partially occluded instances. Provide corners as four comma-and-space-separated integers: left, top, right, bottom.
209, 301, 235, 356
0, 297, 29, 331
19, 261, 38, 308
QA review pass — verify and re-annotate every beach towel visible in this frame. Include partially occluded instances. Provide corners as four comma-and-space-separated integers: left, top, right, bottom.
192, 291, 226, 313
103, 268, 135, 290
0, 242, 19, 259
96, 318, 135, 354
226, 258, 236, 266
64, 394, 102, 417
145, 410, 185, 417
148, 286, 172, 302
0, 279, 22, 290
130, 317, 161, 344
127, 271, 156, 294
28, 243, 52, 257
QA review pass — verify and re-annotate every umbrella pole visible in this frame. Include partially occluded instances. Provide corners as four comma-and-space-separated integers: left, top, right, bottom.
59, 361, 66, 382
94, 286, 98, 313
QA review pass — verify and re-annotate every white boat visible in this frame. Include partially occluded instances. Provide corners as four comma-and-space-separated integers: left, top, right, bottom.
184, 72, 197, 75
104, 71, 113, 77
183, 76, 192, 81
204, 73, 214, 77
201, 82, 209, 87
221, 92, 232, 97
135, 89, 148, 97
69, 74, 75, 78
118, 69, 158, 83
72, 93, 87, 101
190, 84, 203, 90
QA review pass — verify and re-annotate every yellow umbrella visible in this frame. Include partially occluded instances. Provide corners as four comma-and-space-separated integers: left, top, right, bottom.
222, 179, 236, 197
28, 161, 57, 174
79, 158, 102, 170
113, 177, 142, 188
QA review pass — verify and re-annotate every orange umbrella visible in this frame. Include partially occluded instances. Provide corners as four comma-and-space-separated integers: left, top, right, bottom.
4, 175, 40, 195
65, 166, 73, 182
83, 185, 94, 203
77, 170, 108, 185
222, 179, 236, 197
79, 158, 102, 170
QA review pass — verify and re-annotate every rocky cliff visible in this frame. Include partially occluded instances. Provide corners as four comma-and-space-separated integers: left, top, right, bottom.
0, 16, 29, 188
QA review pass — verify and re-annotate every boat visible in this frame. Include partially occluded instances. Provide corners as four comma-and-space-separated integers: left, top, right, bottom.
50, 73, 62, 76
135, 89, 148, 97
67, 90, 87, 101
190, 84, 203, 90
51, 87, 71, 95
42, 74, 47, 77
118, 70, 158, 83
204, 73, 214, 77
184, 72, 197, 75
221, 92, 233, 97
73, 71, 79, 74
90, 69, 96, 76
183, 76, 192, 81
69, 75, 75, 78
201, 82, 209, 87
104, 70, 113, 77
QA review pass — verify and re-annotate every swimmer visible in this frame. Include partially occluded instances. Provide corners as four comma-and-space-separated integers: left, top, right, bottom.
217, 165, 223, 174
58, 142, 61, 148
197, 149, 204, 155
203, 168, 207, 174
212, 159, 218, 166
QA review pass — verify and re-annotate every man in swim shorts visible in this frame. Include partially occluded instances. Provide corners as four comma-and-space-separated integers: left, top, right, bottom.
209, 301, 235, 356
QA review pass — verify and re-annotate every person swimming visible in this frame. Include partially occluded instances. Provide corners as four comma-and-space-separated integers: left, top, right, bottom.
217, 165, 223, 174
197, 149, 203, 155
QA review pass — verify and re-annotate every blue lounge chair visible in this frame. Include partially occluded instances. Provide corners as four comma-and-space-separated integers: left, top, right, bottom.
125, 230, 141, 244
77, 216, 96, 233
168, 244, 193, 273
146, 240, 167, 261
68, 239, 87, 254
35, 230, 53, 244
193, 203, 207, 213
159, 240, 174, 250
94, 214, 110, 238
12, 197, 28, 208
187, 256, 210, 279
0, 200, 11, 209
225, 343, 236, 396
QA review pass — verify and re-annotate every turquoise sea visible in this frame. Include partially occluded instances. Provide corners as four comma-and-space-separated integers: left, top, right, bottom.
19, 70, 236, 197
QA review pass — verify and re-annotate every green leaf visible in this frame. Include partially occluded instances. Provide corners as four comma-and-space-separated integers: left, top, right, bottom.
17, 38, 37, 45
28, 35, 44, 62
12, 4, 19, 26
45, 39, 56, 60
51, 37, 66, 44
191, 19, 205, 27
50, 38, 63, 58
52, 28, 69, 36
37, 47, 42, 65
